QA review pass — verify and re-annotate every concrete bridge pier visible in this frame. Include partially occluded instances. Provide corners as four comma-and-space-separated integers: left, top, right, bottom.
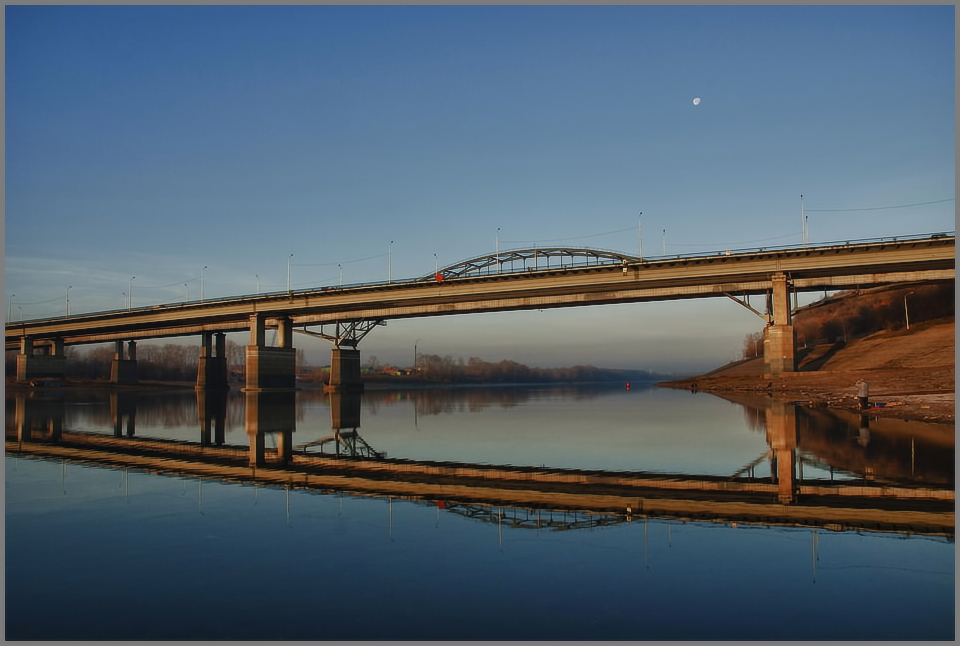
763, 272, 796, 377
245, 390, 296, 466
196, 332, 229, 390
16, 336, 67, 383
110, 340, 139, 385
244, 314, 296, 391
327, 347, 364, 392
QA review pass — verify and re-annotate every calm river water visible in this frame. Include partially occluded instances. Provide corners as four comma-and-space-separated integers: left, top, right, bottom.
5, 382, 955, 640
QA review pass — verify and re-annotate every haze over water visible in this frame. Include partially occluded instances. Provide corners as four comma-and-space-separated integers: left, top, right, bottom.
5, 383, 954, 640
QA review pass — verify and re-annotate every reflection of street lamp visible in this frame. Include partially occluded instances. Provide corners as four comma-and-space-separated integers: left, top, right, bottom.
65, 285, 73, 317
904, 291, 915, 330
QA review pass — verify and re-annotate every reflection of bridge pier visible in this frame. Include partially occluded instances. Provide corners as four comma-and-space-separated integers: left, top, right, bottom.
245, 390, 296, 466
13, 393, 64, 442
197, 390, 227, 446
110, 391, 138, 437
766, 398, 799, 503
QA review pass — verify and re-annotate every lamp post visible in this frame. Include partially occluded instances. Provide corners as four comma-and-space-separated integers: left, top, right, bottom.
338, 264, 342, 287
434, 253, 438, 276
201, 266, 208, 302
496, 228, 501, 272
65, 285, 72, 317
287, 254, 293, 293
128, 276, 136, 310
638, 211, 643, 259
7, 294, 14, 323
255, 274, 260, 295
904, 291, 915, 330
662, 229, 666, 255
184, 283, 190, 302
388, 241, 393, 284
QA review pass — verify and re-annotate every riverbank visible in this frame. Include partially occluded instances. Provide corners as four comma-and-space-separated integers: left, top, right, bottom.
659, 319, 955, 426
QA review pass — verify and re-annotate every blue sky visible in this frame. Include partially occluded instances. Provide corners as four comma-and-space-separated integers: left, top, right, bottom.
5, 5, 955, 373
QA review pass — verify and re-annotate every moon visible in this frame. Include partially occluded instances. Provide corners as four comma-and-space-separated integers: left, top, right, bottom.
692, 97, 701, 106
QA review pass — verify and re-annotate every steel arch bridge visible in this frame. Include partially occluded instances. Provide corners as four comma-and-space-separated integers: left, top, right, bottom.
425, 247, 639, 280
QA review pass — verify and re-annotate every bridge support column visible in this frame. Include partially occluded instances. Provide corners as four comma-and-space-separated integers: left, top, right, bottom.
244, 390, 296, 466
16, 336, 67, 383
766, 399, 799, 504
244, 314, 296, 391
327, 348, 364, 392
110, 340, 139, 385
196, 332, 229, 390
763, 272, 795, 376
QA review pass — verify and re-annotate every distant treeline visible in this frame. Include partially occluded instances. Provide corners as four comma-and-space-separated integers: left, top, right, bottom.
350, 353, 671, 384
740, 281, 954, 358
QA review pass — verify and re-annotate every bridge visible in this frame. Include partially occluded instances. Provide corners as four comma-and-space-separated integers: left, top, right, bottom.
6, 233, 954, 389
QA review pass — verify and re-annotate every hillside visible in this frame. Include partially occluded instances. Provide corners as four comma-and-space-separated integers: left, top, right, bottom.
660, 318, 954, 424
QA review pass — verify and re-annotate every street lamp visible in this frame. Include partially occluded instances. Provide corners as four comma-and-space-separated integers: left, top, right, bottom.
434, 253, 438, 276
184, 283, 190, 302
388, 241, 393, 283
201, 266, 208, 302
496, 228, 501, 272
128, 276, 136, 310
662, 229, 666, 255
65, 285, 73, 317
338, 264, 342, 287
904, 291, 915, 330
638, 211, 643, 259
287, 254, 293, 293
255, 274, 260, 295
7, 293, 14, 323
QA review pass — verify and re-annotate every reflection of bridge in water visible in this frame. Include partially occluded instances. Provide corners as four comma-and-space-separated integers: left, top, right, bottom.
6, 388, 954, 539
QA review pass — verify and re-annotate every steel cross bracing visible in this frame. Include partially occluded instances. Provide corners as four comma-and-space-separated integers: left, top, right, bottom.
295, 320, 386, 348
429, 247, 638, 280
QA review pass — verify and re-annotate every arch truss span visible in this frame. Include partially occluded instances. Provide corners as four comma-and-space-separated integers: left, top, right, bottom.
296, 319, 386, 348
427, 247, 641, 280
